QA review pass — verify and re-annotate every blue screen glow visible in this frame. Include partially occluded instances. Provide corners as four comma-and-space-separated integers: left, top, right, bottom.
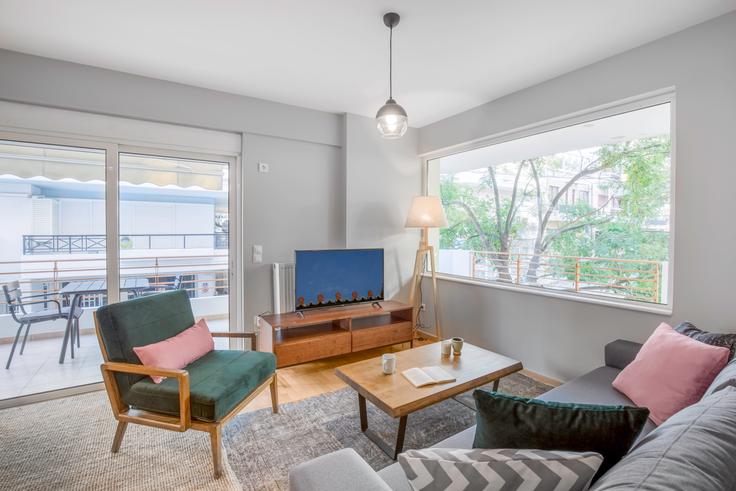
295, 249, 384, 310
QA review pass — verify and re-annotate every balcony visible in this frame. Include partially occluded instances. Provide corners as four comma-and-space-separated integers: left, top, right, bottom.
439, 249, 666, 304
23, 233, 229, 255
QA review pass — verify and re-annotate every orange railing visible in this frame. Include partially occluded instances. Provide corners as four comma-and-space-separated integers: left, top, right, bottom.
0, 254, 229, 311
467, 250, 662, 303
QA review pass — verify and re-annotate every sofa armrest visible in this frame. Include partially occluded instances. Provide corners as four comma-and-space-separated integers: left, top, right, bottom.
289, 449, 391, 491
605, 339, 642, 370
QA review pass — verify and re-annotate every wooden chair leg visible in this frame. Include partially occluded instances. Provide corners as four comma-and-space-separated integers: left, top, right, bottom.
19, 322, 32, 355
270, 373, 279, 414
111, 421, 128, 453
210, 425, 223, 479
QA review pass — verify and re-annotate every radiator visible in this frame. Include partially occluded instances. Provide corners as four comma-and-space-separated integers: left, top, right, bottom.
272, 262, 295, 314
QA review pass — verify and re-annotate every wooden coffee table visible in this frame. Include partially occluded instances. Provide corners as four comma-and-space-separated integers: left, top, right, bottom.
335, 342, 522, 459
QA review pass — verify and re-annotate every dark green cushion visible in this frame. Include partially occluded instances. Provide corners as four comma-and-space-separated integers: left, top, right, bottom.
124, 349, 276, 422
473, 390, 649, 480
95, 290, 195, 397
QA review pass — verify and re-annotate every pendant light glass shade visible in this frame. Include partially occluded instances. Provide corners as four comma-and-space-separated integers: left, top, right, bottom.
376, 12, 408, 139
376, 98, 408, 139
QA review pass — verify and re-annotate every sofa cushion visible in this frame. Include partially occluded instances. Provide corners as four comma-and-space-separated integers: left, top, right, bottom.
472, 390, 649, 480
95, 290, 196, 396
591, 386, 736, 490
125, 349, 275, 422
398, 448, 602, 491
612, 323, 729, 425
704, 358, 736, 397
675, 321, 736, 360
290, 448, 392, 491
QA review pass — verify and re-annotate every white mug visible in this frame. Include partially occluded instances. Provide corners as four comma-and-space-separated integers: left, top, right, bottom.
441, 340, 452, 356
382, 353, 397, 374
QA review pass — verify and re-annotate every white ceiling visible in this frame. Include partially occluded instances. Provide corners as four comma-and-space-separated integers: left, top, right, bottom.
0, 1, 734, 128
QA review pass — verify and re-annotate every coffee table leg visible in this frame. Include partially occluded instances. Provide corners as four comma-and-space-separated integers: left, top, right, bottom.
394, 415, 408, 458
359, 394, 368, 431
358, 393, 409, 460
492, 379, 500, 391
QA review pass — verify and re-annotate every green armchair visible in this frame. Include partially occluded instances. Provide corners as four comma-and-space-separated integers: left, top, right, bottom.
94, 289, 278, 478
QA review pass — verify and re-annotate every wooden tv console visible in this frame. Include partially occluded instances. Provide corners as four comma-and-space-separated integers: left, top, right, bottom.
258, 301, 415, 368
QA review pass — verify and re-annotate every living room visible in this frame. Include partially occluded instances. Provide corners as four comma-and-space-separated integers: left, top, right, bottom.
1, 1, 736, 490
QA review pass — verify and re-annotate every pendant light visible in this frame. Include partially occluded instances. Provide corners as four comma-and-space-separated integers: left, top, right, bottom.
376, 12, 408, 139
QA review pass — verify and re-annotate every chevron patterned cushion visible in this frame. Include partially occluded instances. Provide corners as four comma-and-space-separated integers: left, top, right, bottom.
398, 448, 603, 491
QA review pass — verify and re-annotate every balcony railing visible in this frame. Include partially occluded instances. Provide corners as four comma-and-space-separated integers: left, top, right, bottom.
22, 233, 229, 255
0, 253, 229, 315
466, 250, 663, 303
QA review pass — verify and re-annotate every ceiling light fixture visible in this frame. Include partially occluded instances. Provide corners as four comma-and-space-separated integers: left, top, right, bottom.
375, 12, 408, 139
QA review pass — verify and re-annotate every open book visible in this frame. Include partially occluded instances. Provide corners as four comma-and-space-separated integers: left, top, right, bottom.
402, 366, 456, 388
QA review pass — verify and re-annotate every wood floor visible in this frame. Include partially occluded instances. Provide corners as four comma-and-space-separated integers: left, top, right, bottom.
243, 337, 559, 413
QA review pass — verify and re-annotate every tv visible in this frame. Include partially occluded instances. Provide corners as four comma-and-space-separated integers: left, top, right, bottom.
295, 248, 384, 310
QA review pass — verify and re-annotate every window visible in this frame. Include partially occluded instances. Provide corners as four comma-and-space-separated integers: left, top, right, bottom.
427, 100, 672, 308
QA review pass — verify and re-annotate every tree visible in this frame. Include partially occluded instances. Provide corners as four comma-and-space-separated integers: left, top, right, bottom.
441, 135, 671, 295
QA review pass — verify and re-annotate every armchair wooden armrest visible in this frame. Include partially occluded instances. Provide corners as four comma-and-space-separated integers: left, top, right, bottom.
101, 361, 191, 431
210, 331, 258, 351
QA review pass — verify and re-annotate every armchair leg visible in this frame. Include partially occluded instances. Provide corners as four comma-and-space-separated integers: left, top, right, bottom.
5, 322, 25, 369
111, 421, 128, 453
209, 425, 223, 479
19, 322, 32, 355
270, 373, 279, 414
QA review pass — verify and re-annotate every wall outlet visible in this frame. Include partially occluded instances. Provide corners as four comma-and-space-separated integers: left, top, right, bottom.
257, 162, 270, 173
419, 303, 426, 311
253, 315, 261, 328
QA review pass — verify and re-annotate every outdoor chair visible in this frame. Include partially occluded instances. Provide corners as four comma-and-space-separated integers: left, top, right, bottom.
94, 289, 277, 478
3, 280, 84, 369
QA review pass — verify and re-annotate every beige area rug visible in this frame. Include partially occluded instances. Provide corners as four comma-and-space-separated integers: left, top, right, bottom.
0, 391, 241, 491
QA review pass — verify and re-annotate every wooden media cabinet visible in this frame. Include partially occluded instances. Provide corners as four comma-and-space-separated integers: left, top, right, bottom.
258, 301, 415, 368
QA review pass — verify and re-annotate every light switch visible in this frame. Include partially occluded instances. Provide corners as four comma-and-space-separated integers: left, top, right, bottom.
258, 162, 270, 173
252, 244, 263, 263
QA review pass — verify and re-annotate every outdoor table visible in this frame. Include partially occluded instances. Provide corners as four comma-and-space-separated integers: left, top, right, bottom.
58, 278, 149, 363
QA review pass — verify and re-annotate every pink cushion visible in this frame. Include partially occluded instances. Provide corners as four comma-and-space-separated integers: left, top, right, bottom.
613, 322, 729, 425
133, 318, 214, 383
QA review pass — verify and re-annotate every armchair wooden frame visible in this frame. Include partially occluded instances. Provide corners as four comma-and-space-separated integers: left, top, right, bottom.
94, 314, 279, 479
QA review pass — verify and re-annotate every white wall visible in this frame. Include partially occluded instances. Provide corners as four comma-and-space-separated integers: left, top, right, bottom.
344, 114, 421, 302
243, 133, 344, 325
418, 12, 736, 380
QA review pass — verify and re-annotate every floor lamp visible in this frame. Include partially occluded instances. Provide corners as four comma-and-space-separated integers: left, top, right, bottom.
405, 196, 448, 340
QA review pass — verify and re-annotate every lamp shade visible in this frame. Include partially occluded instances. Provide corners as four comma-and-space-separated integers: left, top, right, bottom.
405, 196, 448, 228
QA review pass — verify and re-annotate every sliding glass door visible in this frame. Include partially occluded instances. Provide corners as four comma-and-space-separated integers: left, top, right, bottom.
118, 151, 232, 345
0, 138, 110, 399
0, 135, 238, 403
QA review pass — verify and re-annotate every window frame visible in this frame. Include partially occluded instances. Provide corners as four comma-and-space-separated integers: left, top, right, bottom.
421, 88, 676, 315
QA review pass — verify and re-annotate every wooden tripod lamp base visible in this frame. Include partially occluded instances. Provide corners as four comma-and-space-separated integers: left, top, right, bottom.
404, 196, 448, 341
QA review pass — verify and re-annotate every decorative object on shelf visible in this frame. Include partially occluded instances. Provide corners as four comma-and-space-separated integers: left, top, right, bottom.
382, 353, 397, 374
406, 195, 448, 340
451, 337, 464, 356
375, 12, 408, 139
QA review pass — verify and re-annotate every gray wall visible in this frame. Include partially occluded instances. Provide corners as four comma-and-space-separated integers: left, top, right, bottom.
344, 114, 421, 302
0, 49, 346, 330
419, 12, 736, 381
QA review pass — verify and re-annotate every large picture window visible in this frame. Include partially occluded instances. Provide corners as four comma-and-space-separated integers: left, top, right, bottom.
427, 100, 673, 308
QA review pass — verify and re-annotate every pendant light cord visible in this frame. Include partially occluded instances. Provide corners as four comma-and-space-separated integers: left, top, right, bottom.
389, 25, 393, 99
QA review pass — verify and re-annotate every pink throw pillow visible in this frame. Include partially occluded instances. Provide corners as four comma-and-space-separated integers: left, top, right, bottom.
133, 318, 214, 383
613, 322, 729, 425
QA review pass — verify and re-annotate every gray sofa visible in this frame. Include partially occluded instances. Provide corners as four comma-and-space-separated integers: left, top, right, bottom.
289, 339, 736, 490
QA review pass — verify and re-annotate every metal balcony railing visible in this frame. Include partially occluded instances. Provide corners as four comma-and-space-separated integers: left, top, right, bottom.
467, 250, 663, 303
0, 254, 229, 314
22, 233, 229, 255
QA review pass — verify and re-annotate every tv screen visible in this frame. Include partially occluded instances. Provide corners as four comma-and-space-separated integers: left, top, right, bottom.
295, 248, 384, 310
